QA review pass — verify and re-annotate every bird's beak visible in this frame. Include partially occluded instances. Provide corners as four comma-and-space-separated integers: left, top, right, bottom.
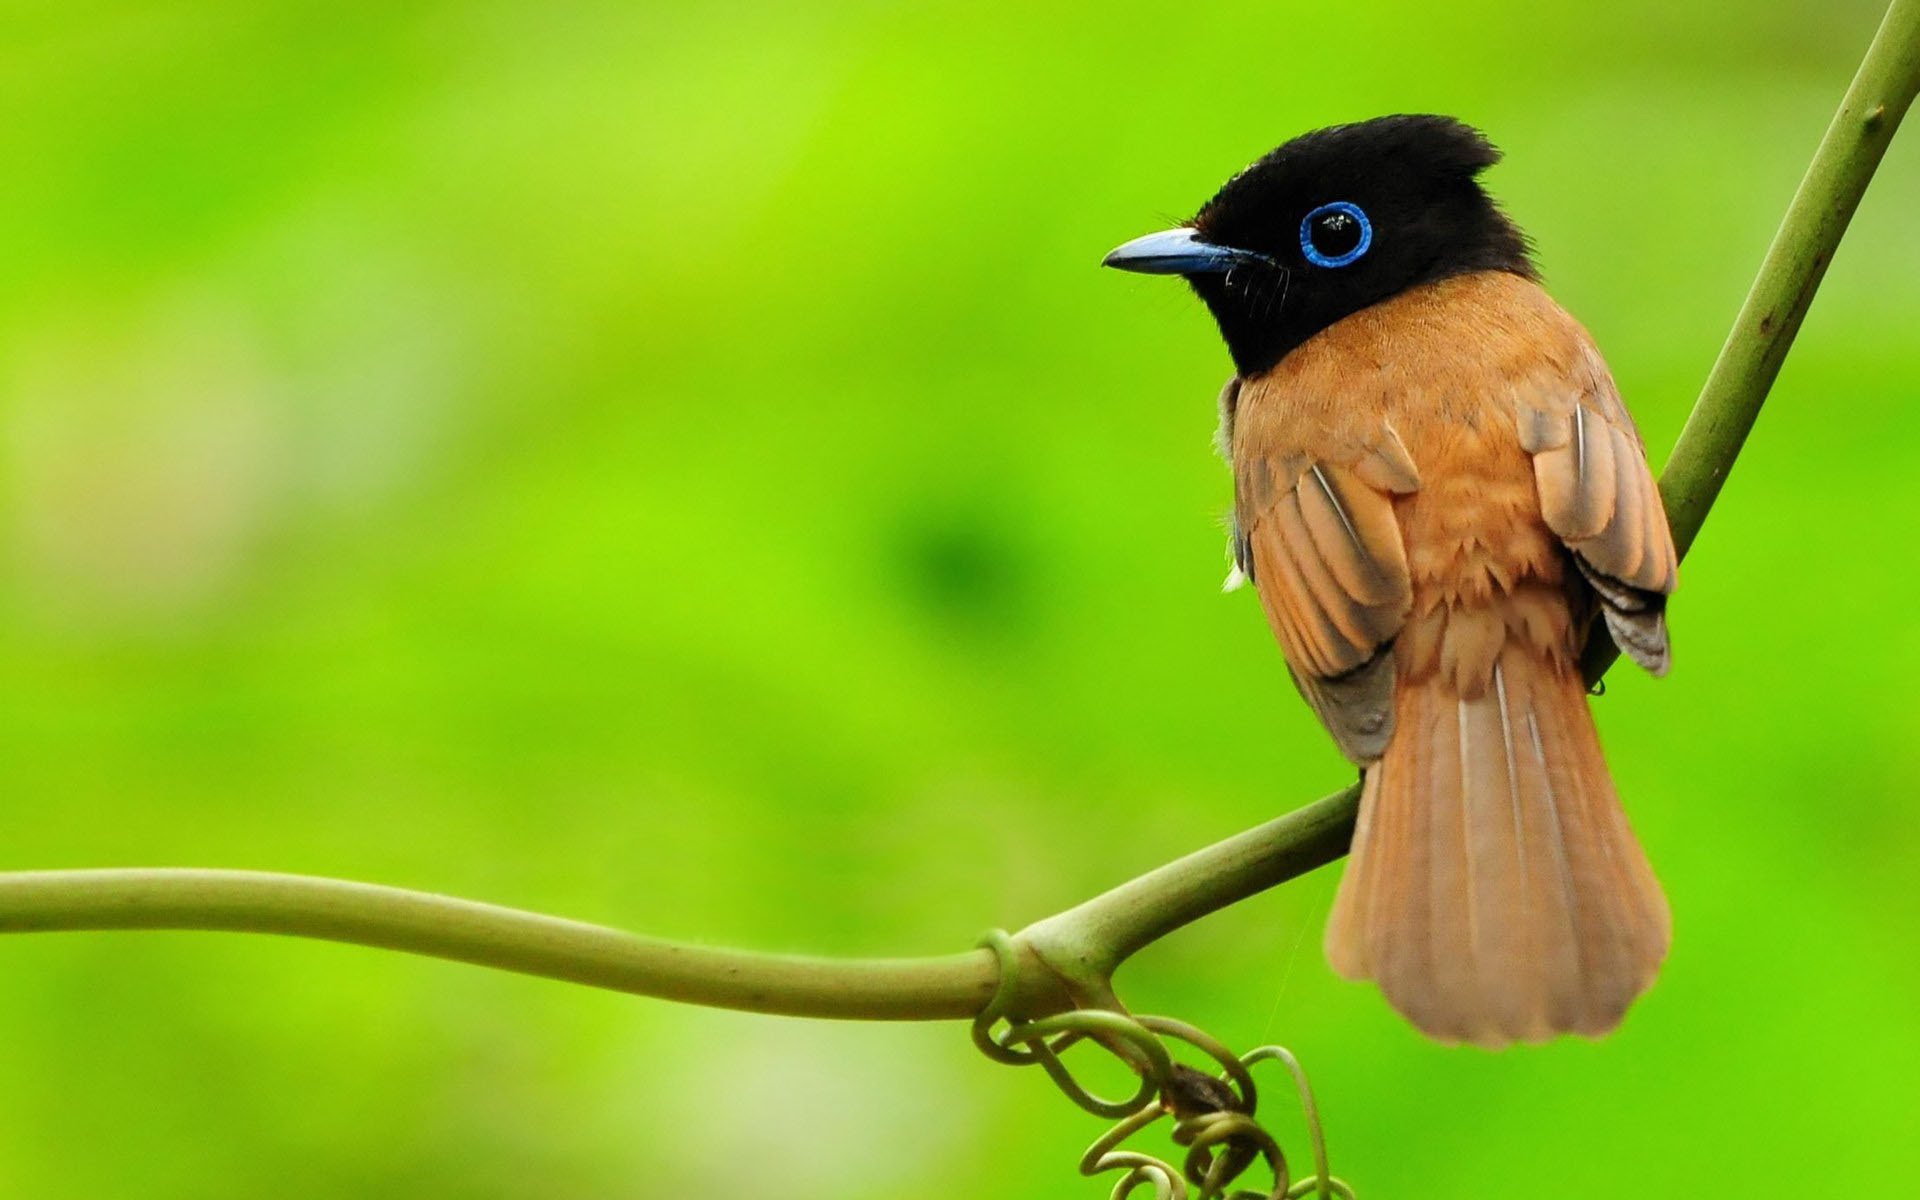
1101, 227, 1270, 275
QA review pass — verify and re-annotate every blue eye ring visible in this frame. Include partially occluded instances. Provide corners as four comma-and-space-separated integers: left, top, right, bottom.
1299, 201, 1372, 268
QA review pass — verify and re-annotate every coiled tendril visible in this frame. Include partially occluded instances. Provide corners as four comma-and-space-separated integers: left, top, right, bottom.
972, 930, 1357, 1200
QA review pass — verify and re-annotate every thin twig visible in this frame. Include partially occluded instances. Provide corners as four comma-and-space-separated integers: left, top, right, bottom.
0, 869, 1008, 1019
1583, 0, 1920, 678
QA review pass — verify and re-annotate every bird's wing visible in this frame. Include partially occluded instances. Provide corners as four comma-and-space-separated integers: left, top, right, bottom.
1234, 422, 1419, 763
1514, 345, 1678, 674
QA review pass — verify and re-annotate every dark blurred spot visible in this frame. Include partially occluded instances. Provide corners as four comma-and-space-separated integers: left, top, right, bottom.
1161, 1064, 1242, 1118
888, 501, 1036, 643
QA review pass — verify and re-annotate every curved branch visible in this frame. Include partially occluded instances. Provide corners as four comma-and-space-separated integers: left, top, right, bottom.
0, 1, 1915, 1022
1584, 0, 1920, 678
0, 869, 1007, 1018
1017, 787, 1361, 993
0, 794, 1362, 1022
1666, 0, 1920, 555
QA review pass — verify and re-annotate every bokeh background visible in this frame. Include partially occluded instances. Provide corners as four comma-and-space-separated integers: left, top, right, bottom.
3, 1, 1917, 1195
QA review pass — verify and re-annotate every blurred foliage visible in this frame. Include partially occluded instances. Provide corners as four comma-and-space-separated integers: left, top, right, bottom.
1, 1, 1917, 1195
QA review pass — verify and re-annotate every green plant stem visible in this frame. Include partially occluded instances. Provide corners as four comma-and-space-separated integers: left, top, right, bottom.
1017, 787, 1361, 995
1, 0, 1915, 1024
0, 793, 1362, 1021
1584, 0, 1920, 678
1669, 0, 1920, 553
0, 869, 1001, 1019
0, 790, 1359, 1021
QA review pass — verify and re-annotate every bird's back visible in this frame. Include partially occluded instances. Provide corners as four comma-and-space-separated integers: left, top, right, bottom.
1232, 271, 1674, 1045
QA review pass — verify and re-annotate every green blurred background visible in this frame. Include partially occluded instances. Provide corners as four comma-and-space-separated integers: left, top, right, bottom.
2, 1, 1916, 1195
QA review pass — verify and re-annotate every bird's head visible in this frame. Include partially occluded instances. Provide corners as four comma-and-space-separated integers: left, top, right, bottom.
1104, 114, 1535, 376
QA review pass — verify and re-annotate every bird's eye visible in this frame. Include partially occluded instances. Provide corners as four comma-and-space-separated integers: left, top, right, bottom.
1300, 201, 1372, 268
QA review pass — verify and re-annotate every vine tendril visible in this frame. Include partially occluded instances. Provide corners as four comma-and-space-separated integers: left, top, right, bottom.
971, 929, 1357, 1199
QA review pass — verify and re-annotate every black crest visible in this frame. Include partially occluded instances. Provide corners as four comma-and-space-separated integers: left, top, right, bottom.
1185, 115, 1535, 375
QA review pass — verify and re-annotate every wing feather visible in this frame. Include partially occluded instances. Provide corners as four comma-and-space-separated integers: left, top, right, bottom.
1251, 515, 1349, 678
1591, 426, 1647, 582
1238, 436, 1415, 763
1535, 406, 1616, 540
1275, 490, 1379, 653
1515, 363, 1677, 676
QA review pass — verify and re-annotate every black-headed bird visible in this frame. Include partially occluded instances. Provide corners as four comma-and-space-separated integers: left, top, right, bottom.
1105, 115, 1675, 1046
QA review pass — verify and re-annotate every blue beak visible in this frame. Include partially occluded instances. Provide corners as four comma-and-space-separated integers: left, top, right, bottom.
1101, 227, 1271, 275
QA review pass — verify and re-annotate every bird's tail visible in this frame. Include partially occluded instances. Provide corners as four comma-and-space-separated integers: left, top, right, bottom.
1324, 642, 1669, 1046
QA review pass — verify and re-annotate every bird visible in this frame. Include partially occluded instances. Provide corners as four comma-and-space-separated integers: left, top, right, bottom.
1103, 115, 1676, 1047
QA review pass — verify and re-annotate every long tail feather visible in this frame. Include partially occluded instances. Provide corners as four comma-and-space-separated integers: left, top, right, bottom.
1325, 644, 1669, 1046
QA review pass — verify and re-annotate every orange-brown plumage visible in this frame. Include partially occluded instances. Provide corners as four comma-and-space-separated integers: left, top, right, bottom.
1231, 271, 1675, 1045
1105, 115, 1676, 1045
